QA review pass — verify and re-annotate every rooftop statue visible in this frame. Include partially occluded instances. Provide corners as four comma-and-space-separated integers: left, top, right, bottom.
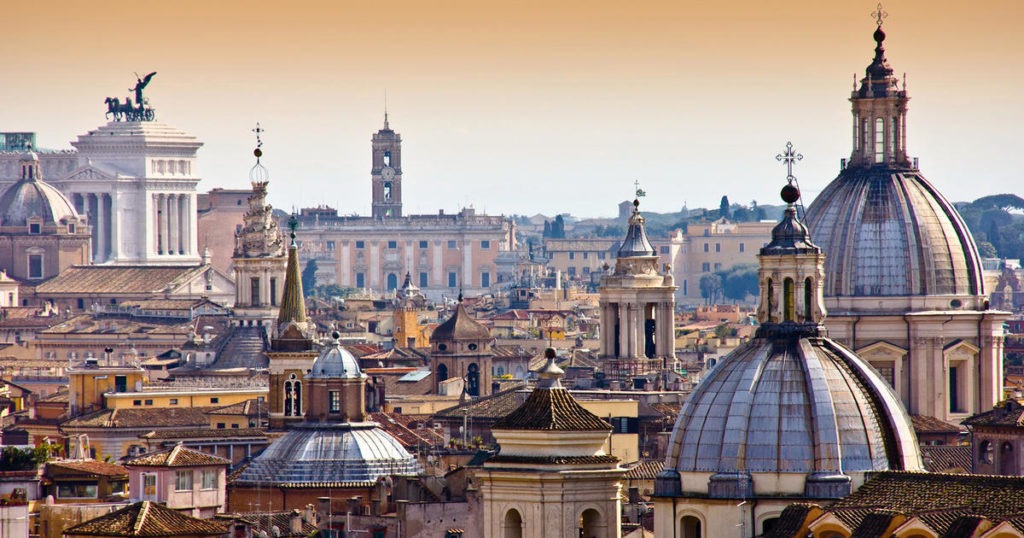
105, 72, 157, 122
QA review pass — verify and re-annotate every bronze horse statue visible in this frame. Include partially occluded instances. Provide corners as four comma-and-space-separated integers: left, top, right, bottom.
104, 96, 154, 122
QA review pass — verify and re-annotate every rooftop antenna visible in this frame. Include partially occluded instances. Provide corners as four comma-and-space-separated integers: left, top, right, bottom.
384, 89, 389, 129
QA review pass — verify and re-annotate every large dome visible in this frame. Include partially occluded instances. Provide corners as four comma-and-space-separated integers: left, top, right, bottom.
232, 423, 420, 485
805, 155, 983, 304
665, 334, 921, 482
0, 153, 80, 227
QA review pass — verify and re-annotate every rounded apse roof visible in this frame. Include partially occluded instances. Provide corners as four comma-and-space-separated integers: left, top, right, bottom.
804, 167, 983, 300
309, 335, 362, 379
665, 336, 921, 479
232, 423, 420, 485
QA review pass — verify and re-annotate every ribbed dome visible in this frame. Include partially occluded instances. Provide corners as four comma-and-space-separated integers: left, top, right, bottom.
804, 166, 983, 300
309, 336, 362, 379
617, 199, 656, 258
665, 336, 921, 477
0, 155, 80, 227
232, 423, 420, 485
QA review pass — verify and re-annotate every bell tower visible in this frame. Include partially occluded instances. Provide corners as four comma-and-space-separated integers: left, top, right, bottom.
371, 113, 402, 219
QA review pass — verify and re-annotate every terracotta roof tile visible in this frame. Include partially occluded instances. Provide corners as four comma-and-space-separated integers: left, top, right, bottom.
625, 460, 664, 480
920, 445, 972, 473
435, 385, 528, 421
207, 398, 268, 417
430, 303, 491, 342
763, 503, 822, 538
62, 407, 213, 429
964, 400, 1024, 428
123, 445, 229, 467
912, 414, 964, 434
849, 510, 900, 538
63, 500, 227, 536
47, 460, 128, 478
140, 428, 267, 440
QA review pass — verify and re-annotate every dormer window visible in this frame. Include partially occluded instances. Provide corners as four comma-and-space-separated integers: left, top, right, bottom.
29, 222, 41, 235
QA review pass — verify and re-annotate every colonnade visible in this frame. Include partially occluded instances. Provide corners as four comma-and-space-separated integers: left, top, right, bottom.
72, 193, 112, 263
600, 301, 674, 359
152, 193, 192, 256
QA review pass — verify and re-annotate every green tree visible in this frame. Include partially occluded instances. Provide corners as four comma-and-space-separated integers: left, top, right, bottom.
719, 196, 731, 219
977, 241, 998, 258
720, 264, 759, 302
699, 273, 723, 304
301, 259, 318, 297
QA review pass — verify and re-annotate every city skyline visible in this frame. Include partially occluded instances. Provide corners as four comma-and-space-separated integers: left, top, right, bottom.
2, 0, 1021, 217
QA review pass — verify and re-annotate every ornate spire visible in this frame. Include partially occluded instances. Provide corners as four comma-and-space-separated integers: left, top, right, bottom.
858, 3, 899, 98
276, 215, 307, 327
617, 198, 656, 258
234, 126, 284, 259
761, 143, 817, 256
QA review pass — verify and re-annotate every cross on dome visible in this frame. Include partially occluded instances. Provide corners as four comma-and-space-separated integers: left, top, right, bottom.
776, 141, 803, 184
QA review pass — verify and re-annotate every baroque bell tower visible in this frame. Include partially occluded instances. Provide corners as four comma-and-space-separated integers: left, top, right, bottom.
371, 113, 402, 219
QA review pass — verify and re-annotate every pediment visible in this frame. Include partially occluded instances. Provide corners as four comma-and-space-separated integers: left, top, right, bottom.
856, 340, 908, 360
944, 338, 981, 357
63, 164, 115, 182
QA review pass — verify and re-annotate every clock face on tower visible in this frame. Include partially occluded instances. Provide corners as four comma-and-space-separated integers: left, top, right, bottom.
380, 166, 396, 181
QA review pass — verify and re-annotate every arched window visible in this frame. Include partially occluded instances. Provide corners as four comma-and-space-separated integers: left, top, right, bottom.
387, 273, 399, 290
766, 278, 774, 321
1001, 442, 1017, 475
503, 509, 523, 538
466, 363, 480, 397
284, 374, 302, 417
436, 363, 448, 383
680, 515, 701, 538
783, 278, 795, 322
804, 277, 813, 322
980, 440, 994, 464
580, 509, 603, 538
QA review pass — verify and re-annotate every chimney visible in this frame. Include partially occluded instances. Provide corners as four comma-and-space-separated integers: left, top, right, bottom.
290, 510, 303, 534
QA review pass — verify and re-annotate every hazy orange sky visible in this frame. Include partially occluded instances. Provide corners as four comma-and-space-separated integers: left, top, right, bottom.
2, 0, 1021, 217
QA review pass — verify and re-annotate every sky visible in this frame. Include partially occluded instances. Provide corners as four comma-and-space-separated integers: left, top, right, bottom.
2, 0, 1021, 218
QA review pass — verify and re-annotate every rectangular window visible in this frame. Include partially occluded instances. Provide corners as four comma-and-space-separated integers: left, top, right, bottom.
714, 263, 722, 271
143, 474, 156, 496
250, 277, 260, 305
419, 240, 429, 249
216, 423, 225, 429
210, 397, 219, 404
582, 252, 588, 259
329, 390, 341, 413
57, 483, 98, 499
356, 273, 365, 288
144, 399, 153, 406
133, 400, 142, 406
175, 470, 193, 491
419, 272, 428, 287
875, 117, 884, 163
568, 252, 575, 260
388, 240, 397, 249
448, 272, 457, 287
598, 252, 606, 260
481, 272, 491, 287
28, 254, 43, 279
355, 240, 365, 249
169, 398, 178, 405
270, 277, 278, 306
201, 470, 217, 490
29, 223, 41, 235
115, 375, 127, 392
326, 240, 336, 250
567, 266, 576, 276
582, 267, 590, 275
702, 263, 710, 272
660, 246, 669, 254
739, 243, 745, 253
481, 240, 490, 249
703, 243, 709, 253
447, 240, 457, 249
715, 243, 721, 253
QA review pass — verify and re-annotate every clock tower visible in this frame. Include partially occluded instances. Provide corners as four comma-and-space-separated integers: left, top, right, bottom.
371, 114, 402, 219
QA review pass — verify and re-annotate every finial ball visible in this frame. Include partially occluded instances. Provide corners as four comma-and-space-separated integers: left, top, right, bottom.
332, 330, 341, 340
633, 198, 640, 208
254, 148, 263, 158
781, 184, 801, 204
544, 348, 556, 359
874, 28, 886, 43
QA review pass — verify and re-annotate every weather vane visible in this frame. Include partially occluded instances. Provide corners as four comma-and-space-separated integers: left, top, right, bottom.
776, 141, 803, 184
634, 180, 646, 199
872, 2, 887, 27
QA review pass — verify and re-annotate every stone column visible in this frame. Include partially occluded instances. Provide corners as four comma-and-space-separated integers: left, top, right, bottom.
167, 195, 178, 256
95, 194, 107, 263
157, 194, 168, 255
617, 304, 629, 359
109, 192, 121, 261
177, 194, 187, 255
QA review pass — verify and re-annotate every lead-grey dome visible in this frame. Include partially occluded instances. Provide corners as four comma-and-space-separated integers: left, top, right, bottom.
665, 335, 921, 478
232, 423, 420, 485
804, 167, 983, 300
309, 335, 362, 379
0, 152, 80, 227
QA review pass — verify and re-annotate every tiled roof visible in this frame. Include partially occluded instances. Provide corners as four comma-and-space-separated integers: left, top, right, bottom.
849, 510, 900, 538
911, 414, 963, 434
431, 303, 491, 342
624, 460, 664, 480
369, 412, 445, 448
35, 265, 208, 295
208, 398, 268, 417
47, 459, 128, 478
140, 428, 267, 440
123, 445, 229, 467
763, 503, 822, 538
487, 454, 619, 465
963, 400, 1024, 428
435, 385, 528, 421
62, 407, 213, 429
492, 386, 611, 432
823, 471, 1024, 530
920, 445, 972, 473
218, 512, 317, 537
63, 500, 227, 536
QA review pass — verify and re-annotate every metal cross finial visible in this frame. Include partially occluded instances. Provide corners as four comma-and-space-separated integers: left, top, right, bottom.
252, 123, 264, 149
776, 141, 803, 183
872, 3, 888, 27
634, 180, 646, 198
